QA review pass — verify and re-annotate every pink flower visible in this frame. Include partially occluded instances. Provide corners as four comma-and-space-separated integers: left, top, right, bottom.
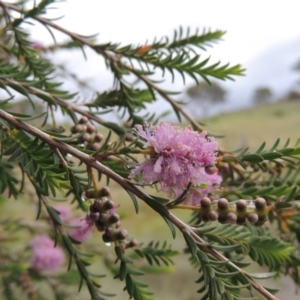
32, 41, 44, 50
30, 235, 65, 271
129, 122, 221, 204
68, 219, 93, 242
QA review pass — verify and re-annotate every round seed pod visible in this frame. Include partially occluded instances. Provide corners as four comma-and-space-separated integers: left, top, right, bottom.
226, 212, 237, 224
100, 187, 111, 197
201, 197, 211, 207
89, 204, 98, 213
218, 198, 228, 210
79, 116, 89, 124
71, 124, 84, 134
108, 213, 120, 225
85, 189, 97, 199
104, 226, 115, 237
90, 143, 101, 151
207, 210, 218, 221
236, 199, 248, 219
94, 133, 104, 142
236, 199, 247, 211
92, 199, 104, 212
205, 164, 218, 175
87, 124, 96, 133
98, 213, 109, 224
255, 197, 267, 209
247, 212, 259, 224
82, 132, 91, 142
95, 220, 106, 232
102, 200, 115, 211
117, 229, 128, 240
128, 238, 139, 248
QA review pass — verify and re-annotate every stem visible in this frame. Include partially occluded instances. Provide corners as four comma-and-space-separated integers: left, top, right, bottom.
0, 108, 277, 300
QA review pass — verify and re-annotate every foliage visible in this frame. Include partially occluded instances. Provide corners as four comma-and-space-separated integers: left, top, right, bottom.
0, 1, 300, 300
185, 80, 227, 117
252, 87, 273, 104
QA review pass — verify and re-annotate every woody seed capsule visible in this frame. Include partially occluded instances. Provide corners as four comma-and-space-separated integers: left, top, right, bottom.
226, 212, 237, 224
90, 143, 101, 151
94, 133, 104, 142
79, 116, 88, 124
205, 164, 218, 175
218, 198, 228, 209
87, 124, 96, 133
255, 197, 266, 208
207, 210, 218, 221
247, 212, 259, 224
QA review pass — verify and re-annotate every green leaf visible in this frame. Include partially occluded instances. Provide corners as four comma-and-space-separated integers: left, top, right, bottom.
248, 236, 293, 270
183, 231, 197, 257
246, 271, 277, 279
126, 189, 139, 213
211, 244, 241, 252
241, 154, 264, 163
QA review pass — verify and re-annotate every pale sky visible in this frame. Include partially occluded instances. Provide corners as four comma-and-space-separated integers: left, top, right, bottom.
6, 0, 300, 116
49, 0, 300, 65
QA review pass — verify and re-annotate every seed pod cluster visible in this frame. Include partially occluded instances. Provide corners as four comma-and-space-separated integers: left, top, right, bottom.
85, 188, 138, 249
70, 117, 104, 151
200, 197, 268, 225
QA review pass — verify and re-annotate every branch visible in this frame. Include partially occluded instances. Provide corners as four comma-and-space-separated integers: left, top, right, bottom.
123, 63, 204, 131
0, 108, 277, 299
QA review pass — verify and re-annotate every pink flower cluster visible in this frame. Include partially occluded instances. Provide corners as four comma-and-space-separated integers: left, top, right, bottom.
129, 123, 222, 205
30, 235, 65, 271
51, 205, 93, 242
